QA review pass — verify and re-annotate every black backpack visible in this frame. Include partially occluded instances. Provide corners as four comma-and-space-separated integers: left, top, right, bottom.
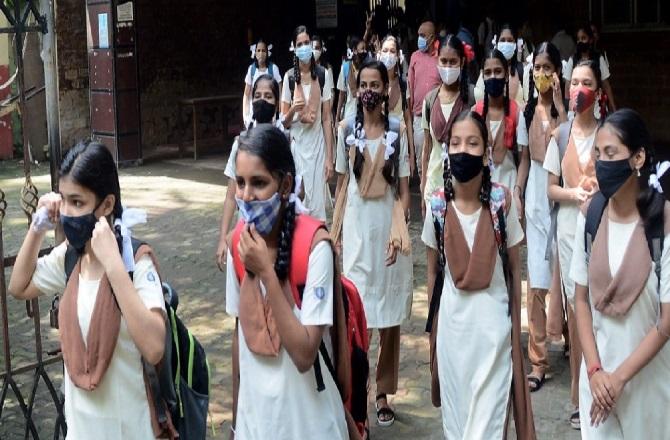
584, 192, 664, 290
63, 239, 211, 439
287, 64, 327, 99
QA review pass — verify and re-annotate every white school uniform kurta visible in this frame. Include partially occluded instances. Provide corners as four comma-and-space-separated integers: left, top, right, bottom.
225, 242, 348, 440
335, 133, 413, 328
488, 109, 529, 194
422, 200, 525, 439
31, 243, 165, 440
421, 99, 456, 201
569, 213, 670, 439
543, 128, 596, 303
281, 70, 333, 221
520, 113, 553, 289
224, 120, 287, 180
336, 63, 357, 121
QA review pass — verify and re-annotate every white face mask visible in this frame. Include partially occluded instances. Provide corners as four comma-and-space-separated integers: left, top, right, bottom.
438, 66, 461, 85
312, 49, 322, 62
379, 52, 398, 71
497, 41, 516, 60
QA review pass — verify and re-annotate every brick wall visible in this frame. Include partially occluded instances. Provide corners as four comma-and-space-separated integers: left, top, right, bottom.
55, 0, 90, 149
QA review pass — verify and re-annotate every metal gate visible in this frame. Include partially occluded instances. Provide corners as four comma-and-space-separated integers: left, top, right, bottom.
0, 0, 66, 438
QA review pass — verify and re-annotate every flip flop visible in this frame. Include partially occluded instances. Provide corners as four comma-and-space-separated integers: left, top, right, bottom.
375, 394, 395, 427
527, 373, 546, 392
570, 409, 581, 430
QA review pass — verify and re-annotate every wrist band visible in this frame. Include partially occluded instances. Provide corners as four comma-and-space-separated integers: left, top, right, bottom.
587, 363, 602, 380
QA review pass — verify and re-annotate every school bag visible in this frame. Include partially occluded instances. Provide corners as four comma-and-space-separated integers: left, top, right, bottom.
584, 191, 664, 291
63, 239, 211, 440
249, 61, 275, 82
287, 64, 327, 99
545, 119, 573, 260
230, 215, 370, 439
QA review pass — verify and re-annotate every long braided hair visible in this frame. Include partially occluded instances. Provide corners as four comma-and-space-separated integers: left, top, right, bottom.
237, 125, 297, 280
482, 48, 510, 120
292, 25, 318, 87
351, 60, 398, 189
523, 42, 563, 132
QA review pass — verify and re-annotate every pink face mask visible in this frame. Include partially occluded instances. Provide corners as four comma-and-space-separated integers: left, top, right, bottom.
570, 85, 596, 114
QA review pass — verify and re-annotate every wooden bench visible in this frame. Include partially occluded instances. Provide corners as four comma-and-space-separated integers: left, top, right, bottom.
178, 94, 240, 160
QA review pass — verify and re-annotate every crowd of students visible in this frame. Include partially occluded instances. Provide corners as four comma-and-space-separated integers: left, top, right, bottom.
5, 11, 669, 440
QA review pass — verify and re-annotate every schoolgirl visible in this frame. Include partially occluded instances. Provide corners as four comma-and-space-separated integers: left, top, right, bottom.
336, 36, 369, 125
311, 34, 335, 98
518, 42, 568, 391
421, 110, 534, 439
333, 59, 412, 427
563, 24, 616, 114
242, 38, 282, 125
280, 25, 335, 221
474, 24, 525, 105
544, 58, 604, 429
378, 34, 415, 175
570, 109, 670, 437
216, 74, 284, 270
9, 142, 168, 439
225, 125, 348, 439
473, 48, 529, 203
420, 34, 475, 316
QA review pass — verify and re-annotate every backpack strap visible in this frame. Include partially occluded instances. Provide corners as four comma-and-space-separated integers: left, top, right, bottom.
230, 220, 247, 283
315, 65, 326, 94
399, 76, 408, 112
556, 120, 573, 163
424, 86, 440, 122
343, 61, 350, 85
250, 63, 256, 81
584, 192, 608, 264
289, 215, 329, 306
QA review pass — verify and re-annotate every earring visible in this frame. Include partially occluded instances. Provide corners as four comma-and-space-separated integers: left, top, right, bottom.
637, 168, 641, 177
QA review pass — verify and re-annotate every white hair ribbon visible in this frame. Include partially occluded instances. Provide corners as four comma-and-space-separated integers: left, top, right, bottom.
267, 44, 273, 57
649, 161, 670, 193
346, 128, 367, 154
249, 44, 256, 59
289, 42, 295, 52
491, 35, 498, 47
114, 207, 147, 273
384, 131, 398, 160
440, 142, 448, 160
290, 175, 310, 215
347, 48, 353, 59
399, 49, 405, 65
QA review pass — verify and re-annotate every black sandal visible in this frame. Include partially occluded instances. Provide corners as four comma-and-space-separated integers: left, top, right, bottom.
570, 409, 580, 430
375, 394, 395, 427
527, 373, 546, 392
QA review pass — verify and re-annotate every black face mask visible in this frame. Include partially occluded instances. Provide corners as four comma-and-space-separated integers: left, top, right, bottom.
576, 41, 591, 54
353, 52, 368, 67
61, 210, 99, 253
449, 153, 484, 183
252, 99, 276, 124
484, 77, 506, 98
596, 158, 634, 199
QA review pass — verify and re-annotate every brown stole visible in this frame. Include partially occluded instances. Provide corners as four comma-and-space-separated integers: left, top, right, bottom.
430, 93, 466, 143
488, 118, 507, 166
561, 132, 597, 192
293, 74, 322, 125
388, 77, 401, 114
528, 111, 556, 163
443, 204, 497, 291
589, 209, 652, 317
509, 72, 520, 102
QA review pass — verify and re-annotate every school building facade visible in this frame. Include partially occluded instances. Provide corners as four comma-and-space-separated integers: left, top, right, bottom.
49, 0, 667, 162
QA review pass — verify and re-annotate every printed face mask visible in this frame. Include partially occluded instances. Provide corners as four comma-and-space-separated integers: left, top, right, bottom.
235, 192, 282, 235
497, 42, 516, 60
596, 158, 633, 199
379, 52, 398, 71
449, 153, 484, 183
252, 99, 276, 124
570, 85, 596, 113
438, 66, 461, 86
360, 89, 383, 111
484, 77, 506, 98
295, 45, 313, 63
534, 73, 553, 94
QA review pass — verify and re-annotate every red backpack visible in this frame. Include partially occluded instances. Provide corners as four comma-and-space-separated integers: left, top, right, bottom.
230, 215, 370, 438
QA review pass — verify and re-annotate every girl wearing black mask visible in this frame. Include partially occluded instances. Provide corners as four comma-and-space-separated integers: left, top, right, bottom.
563, 24, 616, 114
242, 38, 283, 126
544, 59, 603, 429
333, 60, 411, 428
473, 49, 529, 217
9, 141, 167, 438
570, 109, 670, 437
422, 110, 534, 439
336, 36, 368, 126
216, 75, 283, 271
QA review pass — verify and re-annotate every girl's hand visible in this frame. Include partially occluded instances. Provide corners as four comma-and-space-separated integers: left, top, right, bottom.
290, 96, 305, 115
37, 192, 62, 224
385, 242, 398, 266
571, 186, 593, 204
91, 216, 123, 274
514, 190, 524, 221
238, 224, 273, 278
608, 370, 626, 404
409, 152, 416, 177
588, 370, 616, 412
552, 72, 564, 112
216, 238, 228, 272
589, 401, 609, 427
324, 160, 334, 180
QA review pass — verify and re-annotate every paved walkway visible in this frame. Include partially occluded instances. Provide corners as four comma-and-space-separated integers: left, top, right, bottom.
0, 157, 580, 439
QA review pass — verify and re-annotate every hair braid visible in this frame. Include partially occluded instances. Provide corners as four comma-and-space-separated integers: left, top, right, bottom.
353, 98, 365, 181
503, 80, 510, 117
483, 91, 489, 120
381, 96, 397, 189
523, 74, 537, 132
274, 200, 296, 280
310, 57, 317, 80
460, 64, 469, 103
479, 164, 492, 207
293, 55, 300, 85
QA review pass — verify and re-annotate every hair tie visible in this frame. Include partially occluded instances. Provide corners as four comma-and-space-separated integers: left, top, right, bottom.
249, 44, 256, 59
463, 42, 475, 63
114, 207, 147, 272
491, 35, 498, 47
289, 42, 295, 52
649, 161, 670, 194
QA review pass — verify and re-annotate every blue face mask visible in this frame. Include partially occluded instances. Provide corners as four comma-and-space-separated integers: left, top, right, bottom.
61, 210, 99, 252
417, 36, 428, 52
295, 45, 313, 63
235, 193, 282, 235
